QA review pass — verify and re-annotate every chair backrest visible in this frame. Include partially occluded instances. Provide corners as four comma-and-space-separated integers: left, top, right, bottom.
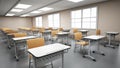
58, 28, 63, 31
27, 38, 45, 49
23, 27, 31, 31
51, 30, 58, 37
5, 30, 18, 34
49, 27, 53, 30
74, 32, 83, 40
32, 26, 36, 29
96, 29, 101, 35
13, 33, 27, 38
1, 28, 11, 31
39, 28, 45, 33
73, 28, 78, 33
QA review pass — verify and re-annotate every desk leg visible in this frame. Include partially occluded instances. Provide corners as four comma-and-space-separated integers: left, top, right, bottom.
7, 36, 11, 49
106, 35, 115, 49
62, 53, 64, 68
33, 57, 37, 68
64, 35, 69, 45
92, 40, 105, 56
86, 32, 87, 36
66, 35, 68, 45
83, 40, 96, 61
14, 42, 19, 61
62, 36, 63, 44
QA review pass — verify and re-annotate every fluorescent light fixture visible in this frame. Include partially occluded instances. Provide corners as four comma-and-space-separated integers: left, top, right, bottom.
6, 13, 15, 16
15, 4, 32, 9
39, 7, 53, 11
20, 14, 30, 17
11, 9, 23, 12
30, 11, 42, 14
67, 0, 84, 3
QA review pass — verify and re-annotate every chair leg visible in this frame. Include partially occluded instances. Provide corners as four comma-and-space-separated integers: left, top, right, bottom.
81, 45, 84, 54
51, 62, 53, 68
51, 39, 54, 43
29, 56, 31, 68
74, 44, 76, 52
79, 45, 81, 52
81, 45, 86, 55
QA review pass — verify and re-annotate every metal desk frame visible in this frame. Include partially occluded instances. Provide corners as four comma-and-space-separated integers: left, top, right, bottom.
84, 35, 105, 61
12, 36, 37, 61
28, 43, 70, 68
106, 32, 119, 48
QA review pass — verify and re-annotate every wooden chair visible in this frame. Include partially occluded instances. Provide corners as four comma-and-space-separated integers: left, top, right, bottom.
12, 33, 27, 38
51, 30, 59, 43
39, 28, 45, 33
48, 27, 53, 30
58, 28, 63, 32
12, 33, 27, 47
74, 32, 89, 55
96, 29, 101, 35
73, 28, 78, 33
27, 38, 45, 68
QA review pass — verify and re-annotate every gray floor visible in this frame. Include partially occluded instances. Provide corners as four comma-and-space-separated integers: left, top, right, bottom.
0, 32, 120, 68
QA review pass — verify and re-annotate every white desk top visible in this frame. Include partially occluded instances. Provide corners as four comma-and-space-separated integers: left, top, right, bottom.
57, 32, 69, 35
79, 30, 88, 32
32, 29, 39, 32
52, 28, 58, 30
7, 34, 13, 36
28, 43, 70, 58
13, 36, 37, 41
43, 30, 51, 33
63, 29, 70, 30
84, 35, 105, 40
106, 32, 119, 35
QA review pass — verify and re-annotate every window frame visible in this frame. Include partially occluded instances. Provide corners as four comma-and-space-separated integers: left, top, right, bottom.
48, 13, 60, 28
71, 7, 98, 29
35, 16, 42, 27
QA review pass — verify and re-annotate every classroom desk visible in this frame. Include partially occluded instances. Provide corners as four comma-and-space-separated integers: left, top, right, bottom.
84, 35, 105, 61
106, 32, 119, 48
6, 34, 14, 49
63, 29, 70, 32
52, 28, 58, 30
78, 30, 89, 37
28, 43, 70, 68
31, 29, 39, 36
42, 30, 51, 40
12, 36, 38, 61
18, 27, 31, 35
56, 32, 69, 44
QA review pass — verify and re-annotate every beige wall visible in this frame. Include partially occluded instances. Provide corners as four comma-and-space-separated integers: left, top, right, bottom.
60, 10, 71, 29
33, 0, 120, 37
98, 0, 120, 37
42, 15, 49, 27
0, 17, 33, 30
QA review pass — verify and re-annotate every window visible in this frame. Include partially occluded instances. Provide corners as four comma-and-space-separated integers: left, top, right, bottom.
35, 16, 42, 27
71, 7, 97, 29
71, 10, 82, 28
48, 13, 60, 28
82, 7, 97, 29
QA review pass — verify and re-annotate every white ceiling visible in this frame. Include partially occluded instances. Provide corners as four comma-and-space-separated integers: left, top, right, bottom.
0, 0, 108, 17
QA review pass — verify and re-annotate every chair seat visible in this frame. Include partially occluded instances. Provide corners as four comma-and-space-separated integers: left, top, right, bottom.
52, 36, 57, 39
29, 54, 32, 58
76, 41, 89, 46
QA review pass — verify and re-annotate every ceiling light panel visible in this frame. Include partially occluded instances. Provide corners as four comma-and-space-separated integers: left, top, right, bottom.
39, 7, 53, 11
15, 4, 32, 9
30, 11, 42, 14
67, 0, 84, 3
6, 13, 15, 16
11, 9, 23, 12
20, 14, 30, 17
